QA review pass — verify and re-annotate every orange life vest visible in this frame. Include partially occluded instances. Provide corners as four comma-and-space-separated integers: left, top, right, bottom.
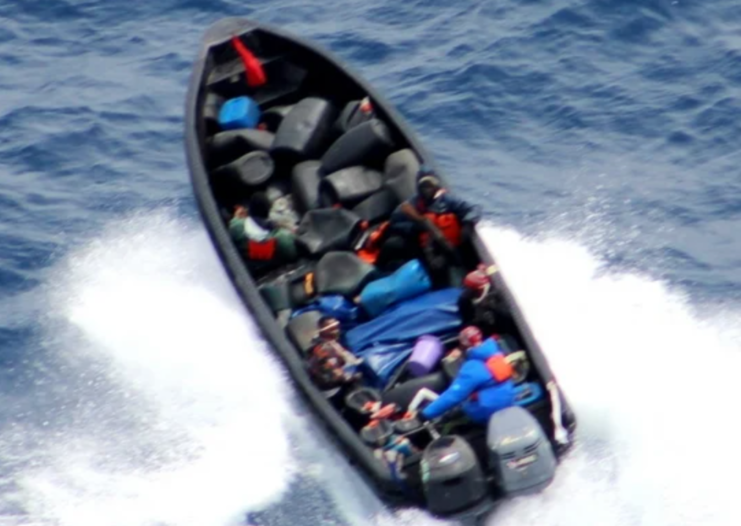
357, 221, 390, 264
470, 353, 514, 401
247, 237, 277, 260
419, 212, 463, 248
485, 353, 514, 382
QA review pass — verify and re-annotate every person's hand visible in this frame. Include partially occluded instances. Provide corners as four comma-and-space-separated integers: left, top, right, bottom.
233, 205, 248, 219
401, 410, 418, 421
429, 227, 455, 254
371, 403, 398, 420
427, 223, 450, 247
362, 401, 382, 414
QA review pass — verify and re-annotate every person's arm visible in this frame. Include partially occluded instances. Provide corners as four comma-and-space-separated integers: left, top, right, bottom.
389, 200, 426, 237
420, 363, 482, 420
407, 387, 440, 414
228, 217, 247, 243
444, 194, 481, 243
399, 201, 452, 246
446, 194, 481, 225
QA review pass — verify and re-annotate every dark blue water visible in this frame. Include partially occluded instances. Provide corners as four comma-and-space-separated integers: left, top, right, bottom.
2, 1, 741, 525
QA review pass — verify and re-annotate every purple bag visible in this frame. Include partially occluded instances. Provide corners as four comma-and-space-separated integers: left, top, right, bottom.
408, 335, 443, 377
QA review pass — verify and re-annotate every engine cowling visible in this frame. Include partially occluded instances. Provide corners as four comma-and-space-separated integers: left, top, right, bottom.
420, 435, 486, 515
486, 406, 557, 495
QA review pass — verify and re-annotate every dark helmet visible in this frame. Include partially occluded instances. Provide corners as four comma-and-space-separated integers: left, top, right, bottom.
416, 165, 441, 189
417, 165, 441, 203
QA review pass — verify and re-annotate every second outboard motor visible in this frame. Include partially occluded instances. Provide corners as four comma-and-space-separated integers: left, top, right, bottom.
486, 406, 557, 496
421, 436, 486, 515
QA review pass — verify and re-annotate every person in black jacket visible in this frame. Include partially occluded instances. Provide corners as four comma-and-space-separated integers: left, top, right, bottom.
376, 166, 481, 282
387, 167, 481, 250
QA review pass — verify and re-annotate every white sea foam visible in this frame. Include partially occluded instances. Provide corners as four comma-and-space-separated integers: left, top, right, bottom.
13, 213, 741, 526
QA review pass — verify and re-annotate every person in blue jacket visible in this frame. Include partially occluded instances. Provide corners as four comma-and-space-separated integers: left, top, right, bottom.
407, 326, 517, 425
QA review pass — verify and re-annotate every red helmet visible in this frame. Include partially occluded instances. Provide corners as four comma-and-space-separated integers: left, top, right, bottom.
463, 269, 489, 293
459, 326, 483, 349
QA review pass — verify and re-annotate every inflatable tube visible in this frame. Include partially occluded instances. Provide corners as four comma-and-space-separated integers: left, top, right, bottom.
314, 251, 379, 297
271, 97, 338, 160
213, 150, 275, 192
384, 149, 420, 202
261, 104, 295, 133
319, 166, 384, 208
320, 119, 395, 174
334, 98, 375, 135
208, 129, 275, 167
291, 160, 323, 213
295, 208, 363, 256
351, 187, 398, 224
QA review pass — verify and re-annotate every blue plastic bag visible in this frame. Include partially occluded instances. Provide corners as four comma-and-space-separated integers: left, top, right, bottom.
359, 259, 432, 318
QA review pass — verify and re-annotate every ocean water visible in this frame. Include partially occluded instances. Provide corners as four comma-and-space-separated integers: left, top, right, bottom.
1, 0, 740, 525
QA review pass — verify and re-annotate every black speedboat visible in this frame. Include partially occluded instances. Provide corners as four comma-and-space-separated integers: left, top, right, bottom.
184, 17, 576, 524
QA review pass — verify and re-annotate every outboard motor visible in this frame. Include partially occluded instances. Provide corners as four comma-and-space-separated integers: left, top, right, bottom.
420, 436, 486, 515
486, 406, 556, 496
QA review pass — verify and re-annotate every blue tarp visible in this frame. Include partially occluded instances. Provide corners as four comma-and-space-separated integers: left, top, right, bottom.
346, 288, 463, 387
356, 341, 414, 389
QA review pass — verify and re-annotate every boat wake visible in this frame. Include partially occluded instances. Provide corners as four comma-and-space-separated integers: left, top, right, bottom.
9, 210, 741, 526
478, 225, 741, 526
